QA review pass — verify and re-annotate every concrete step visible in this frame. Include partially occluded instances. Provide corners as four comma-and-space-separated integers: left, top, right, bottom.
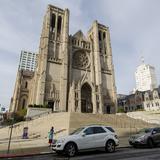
69, 113, 156, 136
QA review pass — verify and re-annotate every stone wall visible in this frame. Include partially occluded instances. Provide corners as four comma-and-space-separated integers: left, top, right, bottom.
26, 107, 52, 119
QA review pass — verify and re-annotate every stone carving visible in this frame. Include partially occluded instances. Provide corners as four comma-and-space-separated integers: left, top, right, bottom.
50, 83, 55, 97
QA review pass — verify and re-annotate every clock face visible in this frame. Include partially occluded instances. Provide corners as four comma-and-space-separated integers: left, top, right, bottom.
72, 51, 90, 69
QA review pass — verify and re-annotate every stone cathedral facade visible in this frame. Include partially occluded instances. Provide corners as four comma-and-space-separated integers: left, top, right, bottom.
10, 4, 117, 114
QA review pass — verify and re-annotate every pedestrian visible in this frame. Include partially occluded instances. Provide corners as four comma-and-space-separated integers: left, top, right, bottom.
48, 126, 54, 147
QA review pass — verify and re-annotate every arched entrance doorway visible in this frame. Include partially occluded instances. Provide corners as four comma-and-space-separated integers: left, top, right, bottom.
106, 105, 111, 114
48, 101, 54, 112
81, 83, 93, 113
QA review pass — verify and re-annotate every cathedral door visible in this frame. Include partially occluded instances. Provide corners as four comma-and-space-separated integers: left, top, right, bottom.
48, 101, 54, 112
81, 83, 93, 113
106, 105, 111, 114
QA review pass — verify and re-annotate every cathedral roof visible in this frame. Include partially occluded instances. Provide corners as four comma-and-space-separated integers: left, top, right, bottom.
73, 30, 87, 41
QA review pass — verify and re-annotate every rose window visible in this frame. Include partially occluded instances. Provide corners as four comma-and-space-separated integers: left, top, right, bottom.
73, 51, 90, 69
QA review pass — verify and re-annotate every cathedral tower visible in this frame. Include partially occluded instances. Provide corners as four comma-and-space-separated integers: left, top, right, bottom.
32, 5, 69, 111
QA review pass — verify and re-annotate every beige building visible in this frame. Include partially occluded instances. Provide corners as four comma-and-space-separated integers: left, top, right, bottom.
10, 70, 34, 112
10, 4, 117, 114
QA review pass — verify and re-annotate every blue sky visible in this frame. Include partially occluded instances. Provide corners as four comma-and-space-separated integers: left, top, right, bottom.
0, 0, 160, 107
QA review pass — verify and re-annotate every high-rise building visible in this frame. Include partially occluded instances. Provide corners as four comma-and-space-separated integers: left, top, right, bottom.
19, 51, 38, 71
135, 63, 157, 91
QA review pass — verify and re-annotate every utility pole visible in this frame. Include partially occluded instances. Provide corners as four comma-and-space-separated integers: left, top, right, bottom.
7, 122, 14, 154
7, 107, 16, 154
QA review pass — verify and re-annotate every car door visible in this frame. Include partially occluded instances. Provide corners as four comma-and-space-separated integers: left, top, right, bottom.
157, 128, 160, 143
92, 127, 107, 148
152, 128, 160, 143
77, 127, 95, 150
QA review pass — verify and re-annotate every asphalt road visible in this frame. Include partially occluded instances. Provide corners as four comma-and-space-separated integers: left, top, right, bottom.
3, 147, 160, 160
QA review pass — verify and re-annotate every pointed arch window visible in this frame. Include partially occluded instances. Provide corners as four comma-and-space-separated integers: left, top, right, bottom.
25, 81, 28, 89
57, 16, 62, 33
51, 14, 56, 31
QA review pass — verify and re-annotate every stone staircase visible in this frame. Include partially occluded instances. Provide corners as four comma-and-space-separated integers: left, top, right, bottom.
0, 112, 70, 141
127, 111, 160, 124
69, 113, 156, 137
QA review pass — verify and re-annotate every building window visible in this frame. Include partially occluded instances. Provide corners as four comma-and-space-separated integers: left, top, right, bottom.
25, 82, 28, 89
98, 31, 102, 41
22, 99, 26, 109
51, 14, 56, 30
147, 104, 150, 108
57, 16, 62, 33
103, 32, 106, 39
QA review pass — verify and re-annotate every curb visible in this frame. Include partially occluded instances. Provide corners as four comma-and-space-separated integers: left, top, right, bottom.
0, 151, 55, 159
0, 146, 131, 158
0, 146, 132, 159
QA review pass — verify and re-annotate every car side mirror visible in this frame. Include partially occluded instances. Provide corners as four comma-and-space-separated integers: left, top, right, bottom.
152, 131, 157, 135
81, 133, 86, 137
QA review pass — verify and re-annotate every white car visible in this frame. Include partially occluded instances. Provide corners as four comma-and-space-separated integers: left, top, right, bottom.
52, 125, 119, 157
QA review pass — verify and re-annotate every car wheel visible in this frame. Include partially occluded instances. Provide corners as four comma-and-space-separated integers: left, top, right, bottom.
105, 140, 115, 153
64, 143, 77, 157
147, 138, 154, 148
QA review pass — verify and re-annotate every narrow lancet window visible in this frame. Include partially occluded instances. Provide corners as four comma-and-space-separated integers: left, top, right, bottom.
51, 14, 56, 31
57, 16, 62, 33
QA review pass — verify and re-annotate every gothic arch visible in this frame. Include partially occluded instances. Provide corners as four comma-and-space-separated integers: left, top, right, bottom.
81, 82, 93, 113
25, 81, 28, 89
20, 94, 28, 110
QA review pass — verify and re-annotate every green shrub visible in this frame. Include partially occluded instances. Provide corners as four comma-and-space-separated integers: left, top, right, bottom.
2, 118, 14, 125
28, 104, 33, 108
117, 107, 125, 113
12, 111, 25, 122
17, 108, 27, 117
136, 108, 144, 111
14, 113, 24, 122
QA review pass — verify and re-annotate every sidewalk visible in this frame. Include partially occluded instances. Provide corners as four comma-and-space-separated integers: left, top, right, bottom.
0, 137, 130, 158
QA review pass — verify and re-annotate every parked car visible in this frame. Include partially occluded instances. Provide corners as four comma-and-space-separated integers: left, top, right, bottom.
129, 127, 160, 148
52, 125, 119, 157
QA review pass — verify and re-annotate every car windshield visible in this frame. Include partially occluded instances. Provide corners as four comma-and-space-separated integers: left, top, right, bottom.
70, 127, 84, 135
138, 128, 153, 134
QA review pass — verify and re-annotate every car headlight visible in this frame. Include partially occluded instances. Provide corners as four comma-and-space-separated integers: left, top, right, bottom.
57, 138, 65, 144
136, 135, 145, 141
114, 135, 118, 139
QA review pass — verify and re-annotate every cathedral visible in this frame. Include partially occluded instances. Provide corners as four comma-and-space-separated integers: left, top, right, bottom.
10, 4, 117, 114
